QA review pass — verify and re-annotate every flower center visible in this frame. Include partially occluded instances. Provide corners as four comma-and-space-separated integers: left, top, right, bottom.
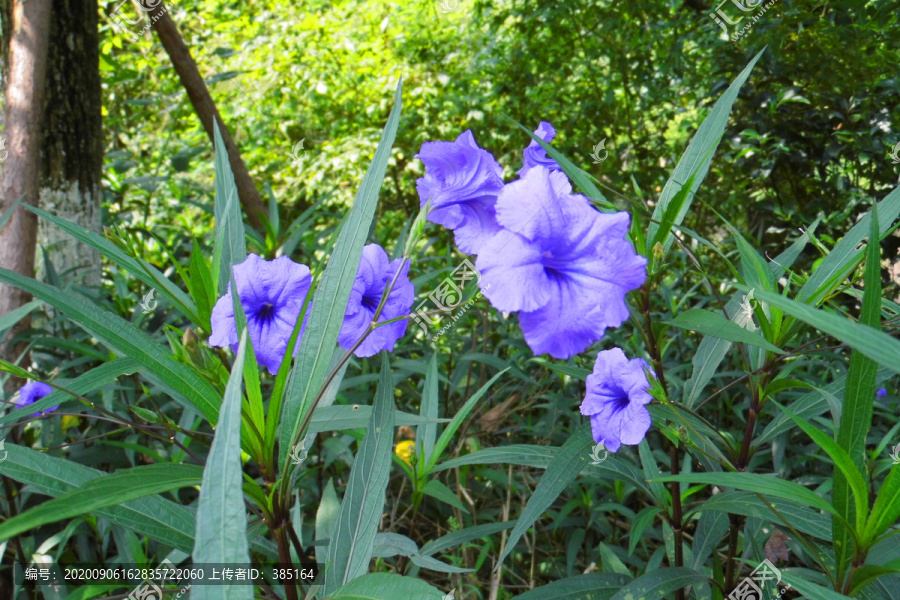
541, 251, 567, 280
362, 294, 381, 312
257, 302, 276, 322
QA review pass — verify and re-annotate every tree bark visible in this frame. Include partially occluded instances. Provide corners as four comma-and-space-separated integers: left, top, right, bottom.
146, 0, 268, 230
37, 0, 102, 287
0, 0, 52, 373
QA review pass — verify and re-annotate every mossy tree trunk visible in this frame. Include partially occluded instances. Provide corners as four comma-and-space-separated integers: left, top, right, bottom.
36, 0, 103, 287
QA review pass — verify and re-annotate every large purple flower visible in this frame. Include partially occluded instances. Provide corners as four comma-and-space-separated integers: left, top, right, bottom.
580, 348, 654, 452
475, 166, 647, 358
338, 244, 415, 357
209, 254, 312, 374
415, 130, 505, 254
16, 381, 57, 416
517, 121, 562, 177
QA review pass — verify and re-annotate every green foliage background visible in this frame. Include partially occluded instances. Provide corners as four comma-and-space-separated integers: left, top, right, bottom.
1, 0, 900, 599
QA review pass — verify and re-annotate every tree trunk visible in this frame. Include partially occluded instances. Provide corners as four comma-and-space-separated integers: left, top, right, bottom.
36, 0, 102, 287
147, 1, 268, 230
0, 0, 52, 374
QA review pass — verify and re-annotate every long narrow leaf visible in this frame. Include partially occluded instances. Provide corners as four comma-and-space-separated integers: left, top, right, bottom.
26, 206, 199, 323
0, 463, 203, 541
192, 331, 252, 600
496, 426, 594, 569
667, 308, 784, 353
834, 205, 882, 580
280, 81, 403, 469
0, 444, 277, 558
0, 268, 223, 424
212, 120, 248, 295
0, 359, 139, 427
799, 185, 900, 304
646, 49, 764, 254
747, 287, 900, 376
323, 355, 395, 593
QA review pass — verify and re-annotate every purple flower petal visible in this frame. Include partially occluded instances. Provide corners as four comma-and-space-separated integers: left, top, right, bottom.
581, 348, 654, 452
16, 381, 58, 417
416, 130, 505, 254
517, 121, 562, 177
339, 244, 415, 357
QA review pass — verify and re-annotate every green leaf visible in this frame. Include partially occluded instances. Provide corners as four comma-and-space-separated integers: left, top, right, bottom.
773, 399, 868, 535
496, 426, 594, 569
648, 169, 699, 259
0, 463, 203, 541
865, 466, 900, 543
747, 287, 900, 376
599, 543, 631, 576
419, 353, 440, 467
419, 521, 514, 557
682, 223, 815, 408
0, 268, 223, 424
690, 510, 730, 570
629, 507, 662, 555
280, 81, 402, 470
307, 404, 447, 436
425, 368, 508, 473
188, 239, 215, 330
434, 444, 651, 495
512, 573, 631, 600
26, 206, 200, 324
654, 472, 838, 516
0, 444, 277, 558
667, 309, 783, 354
0, 299, 42, 333
371, 532, 418, 558
420, 480, 469, 514
698, 491, 831, 541
834, 204, 882, 579
637, 440, 668, 508
607, 567, 707, 600
323, 355, 395, 593
646, 49, 764, 255
0, 358, 139, 427
316, 478, 341, 544
849, 560, 900, 596
758, 367, 894, 445
211, 120, 248, 296
192, 331, 252, 600
799, 184, 900, 304
780, 572, 855, 600
326, 573, 445, 599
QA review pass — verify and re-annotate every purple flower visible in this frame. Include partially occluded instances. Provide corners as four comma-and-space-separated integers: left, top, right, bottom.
876, 388, 888, 397
415, 130, 505, 254
16, 381, 57, 416
339, 244, 415, 357
580, 348, 654, 452
475, 166, 647, 359
517, 121, 561, 177
209, 254, 312, 374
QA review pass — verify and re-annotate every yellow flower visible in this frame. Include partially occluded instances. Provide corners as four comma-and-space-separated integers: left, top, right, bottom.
394, 440, 416, 465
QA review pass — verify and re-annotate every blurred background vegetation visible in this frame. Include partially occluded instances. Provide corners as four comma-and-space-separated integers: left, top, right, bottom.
4, 0, 900, 596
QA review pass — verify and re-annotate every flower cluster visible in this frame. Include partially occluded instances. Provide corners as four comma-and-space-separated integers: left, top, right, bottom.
415, 122, 647, 360
416, 122, 654, 451
210, 245, 415, 371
